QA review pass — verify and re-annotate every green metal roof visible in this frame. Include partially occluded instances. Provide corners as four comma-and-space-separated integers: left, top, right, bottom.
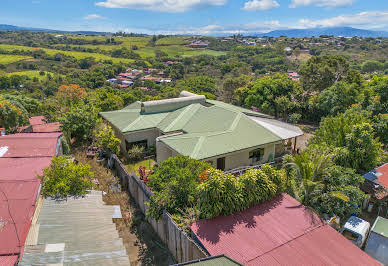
161, 113, 281, 160
100, 96, 284, 159
371, 216, 388, 237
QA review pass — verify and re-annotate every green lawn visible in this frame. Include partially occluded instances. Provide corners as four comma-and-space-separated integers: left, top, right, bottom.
0, 54, 32, 64
126, 159, 156, 175
156, 36, 190, 46
5, 70, 55, 80
0, 44, 134, 64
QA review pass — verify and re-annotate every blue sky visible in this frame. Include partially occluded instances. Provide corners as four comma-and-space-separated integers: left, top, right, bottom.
1, 0, 388, 34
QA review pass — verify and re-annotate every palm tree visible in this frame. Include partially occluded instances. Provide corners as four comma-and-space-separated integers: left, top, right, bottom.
283, 150, 333, 205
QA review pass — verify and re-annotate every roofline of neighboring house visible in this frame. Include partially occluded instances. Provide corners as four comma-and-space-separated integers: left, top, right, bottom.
159, 137, 284, 161
171, 254, 243, 266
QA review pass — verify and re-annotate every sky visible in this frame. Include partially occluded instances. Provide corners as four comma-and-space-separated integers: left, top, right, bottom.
1, 0, 388, 35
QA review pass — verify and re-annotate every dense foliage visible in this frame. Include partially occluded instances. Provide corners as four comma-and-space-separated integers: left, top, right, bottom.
94, 125, 121, 155
40, 156, 94, 198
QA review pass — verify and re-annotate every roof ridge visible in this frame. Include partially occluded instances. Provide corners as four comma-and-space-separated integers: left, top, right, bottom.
123, 116, 142, 132
191, 136, 205, 159
229, 112, 242, 131
162, 104, 198, 132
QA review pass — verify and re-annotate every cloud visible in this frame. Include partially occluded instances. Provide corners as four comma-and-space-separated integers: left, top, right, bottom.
289, 0, 355, 8
242, 0, 280, 11
298, 11, 388, 29
95, 0, 227, 13
120, 20, 283, 35
83, 14, 105, 20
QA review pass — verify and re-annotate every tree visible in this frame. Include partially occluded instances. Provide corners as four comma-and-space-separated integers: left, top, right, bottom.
59, 104, 98, 141
0, 96, 28, 133
40, 156, 94, 198
220, 75, 251, 103
362, 60, 384, 73
236, 73, 300, 118
147, 156, 212, 219
299, 55, 350, 92
57, 84, 86, 106
310, 81, 363, 118
336, 123, 383, 172
309, 166, 366, 219
94, 125, 121, 155
176, 76, 217, 95
283, 149, 333, 205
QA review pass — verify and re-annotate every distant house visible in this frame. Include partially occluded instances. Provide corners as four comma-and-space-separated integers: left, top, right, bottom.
100, 91, 302, 171
287, 72, 300, 81
189, 41, 209, 48
190, 193, 379, 265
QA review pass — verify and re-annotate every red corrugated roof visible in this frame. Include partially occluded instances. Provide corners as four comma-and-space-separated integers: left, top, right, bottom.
31, 122, 61, 133
191, 193, 379, 265
0, 180, 40, 255
0, 132, 62, 158
28, 116, 46, 125
0, 255, 18, 266
377, 163, 388, 188
0, 157, 51, 181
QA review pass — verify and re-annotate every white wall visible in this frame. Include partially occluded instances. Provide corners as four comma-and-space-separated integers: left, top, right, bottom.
155, 141, 282, 171
156, 140, 173, 163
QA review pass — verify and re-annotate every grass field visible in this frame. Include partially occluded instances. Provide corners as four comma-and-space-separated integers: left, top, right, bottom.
0, 54, 32, 64
4, 70, 56, 80
0, 44, 135, 64
155, 36, 191, 46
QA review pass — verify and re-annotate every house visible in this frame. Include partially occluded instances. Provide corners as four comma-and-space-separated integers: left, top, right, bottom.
0, 131, 62, 264
365, 216, 388, 265
100, 91, 303, 171
361, 163, 388, 216
190, 193, 379, 265
287, 72, 300, 81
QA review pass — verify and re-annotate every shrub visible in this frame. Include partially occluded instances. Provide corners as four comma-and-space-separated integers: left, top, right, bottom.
197, 167, 280, 219
127, 145, 145, 161
40, 156, 94, 198
95, 125, 121, 155
147, 156, 211, 219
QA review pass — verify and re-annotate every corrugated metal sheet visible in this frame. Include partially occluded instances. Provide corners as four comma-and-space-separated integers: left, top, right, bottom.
0, 157, 51, 181
20, 191, 129, 266
371, 216, 388, 236
248, 116, 303, 140
191, 193, 379, 266
28, 116, 45, 126
377, 163, 388, 188
0, 255, 18, 266
31, 122, 61, 133
0, 132, 62, 158
0, 180, 40, 255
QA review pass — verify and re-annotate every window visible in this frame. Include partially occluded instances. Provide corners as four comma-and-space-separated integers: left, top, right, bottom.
125, 139, 148, 151
249, 148, 264, 162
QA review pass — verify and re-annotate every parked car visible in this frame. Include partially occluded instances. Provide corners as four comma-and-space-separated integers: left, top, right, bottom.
340, 216, 371, 248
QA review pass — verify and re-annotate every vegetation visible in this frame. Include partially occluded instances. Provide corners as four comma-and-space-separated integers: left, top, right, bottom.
94, 125, 121, 155
40, 156, 94, 198
0, 31, 387, 227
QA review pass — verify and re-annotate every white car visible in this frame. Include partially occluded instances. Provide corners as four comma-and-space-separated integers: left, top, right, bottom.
340, 216, 371, 248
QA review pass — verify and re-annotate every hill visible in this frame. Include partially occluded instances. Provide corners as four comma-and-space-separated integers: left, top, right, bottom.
253, 27, 388, 38
0, 24, 110, 35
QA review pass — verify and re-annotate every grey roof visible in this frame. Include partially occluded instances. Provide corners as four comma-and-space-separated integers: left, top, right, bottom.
248, 116, 303, 140
20, 190, 130, 266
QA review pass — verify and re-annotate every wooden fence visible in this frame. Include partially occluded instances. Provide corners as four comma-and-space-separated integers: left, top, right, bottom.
111, 154, 208, 263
